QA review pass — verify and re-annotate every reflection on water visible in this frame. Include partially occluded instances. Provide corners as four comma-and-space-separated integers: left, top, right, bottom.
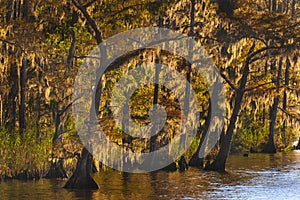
1, 151, 300, 199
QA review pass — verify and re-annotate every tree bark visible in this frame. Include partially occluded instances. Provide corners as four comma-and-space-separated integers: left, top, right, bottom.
263, 97, 278, 153
22, 0, 30, 21
19, 57, 27, 135
149, 28, 162, 154
64, 147, 99, 189
6, 0, 15, 23
66, 31, 76, 70
204, 89, 245, 171
291, 0, 296, 16
204, 43, 255, 172
263, 57, 282, 153
178, 0, 196, 171
272, 0, 277, 12
296, 137, 300, 150
0, 94, 3, 127
45, 158, 67, 179
189, 103, 211, 168
122, 101, 132, 171
65, 0, 102, 188
282, 57, 290, 146
6, 62, 18, 132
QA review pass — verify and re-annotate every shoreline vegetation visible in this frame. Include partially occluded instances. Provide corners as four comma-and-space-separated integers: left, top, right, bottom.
0, 124, 299, 181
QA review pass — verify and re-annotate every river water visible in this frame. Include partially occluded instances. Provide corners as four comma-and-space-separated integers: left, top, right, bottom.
1, 151, 300, 199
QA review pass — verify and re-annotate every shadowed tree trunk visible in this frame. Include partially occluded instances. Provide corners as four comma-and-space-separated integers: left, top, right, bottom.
122, 101, 132, 171
264, 97, 279, 153
64, 147, 99, 189
45, 158, 67, 179
178, 0, 196, 171
6, 62, 18, 132
6, 0, 15, 23
19, 57, 27, 135
22, 0, 30, 21
63, 0, 103, 188
0, 94, 3, 126
204, 43, 256, 172
150, 18, 163, 154
291, 0, 296, 16
296, 137, 300, 150
272, 0, 277, 12
263, 57, 283, 153
204, 88, 246, 171
281, 57, 290, 147
45, 103, 70, 179
263, 0, 287, 153
178, 62, 190, 171
189, 103, 211, 168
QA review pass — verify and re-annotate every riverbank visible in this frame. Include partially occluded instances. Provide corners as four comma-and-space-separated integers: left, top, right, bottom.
0, 151, 299, 199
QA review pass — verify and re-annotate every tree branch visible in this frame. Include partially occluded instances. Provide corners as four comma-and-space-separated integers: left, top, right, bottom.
108, 3, 146, 17
244, 81, 274, 92
0, 37, 25, 53
72, 0, 103, 44
83, 0, 99, 8
219, 72, 238, 90
278, 107, 300, 122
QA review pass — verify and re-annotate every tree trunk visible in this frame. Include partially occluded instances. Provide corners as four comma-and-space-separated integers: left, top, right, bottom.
189, 103, 211, 168
6, 62, 18, 132
66, 0, 103, 187
282, 57, 290, 146
264, 57, 282, 153
263, 97, 279, 153
22, 0, 30, 21
291, 0, 296, 16
204, 89, 245, 171
178, 155, 188, 171
6, 0, 15, 23
272, 0, 277, 12
0, 94, 3, 127
45, 158, 67, 179
296, 137, 300, 150
52, 105, 62, 142
19, 57, 27, 135
36, 68, 43, 139
204, 43, 254, 171
178, 0, 195, 171
122, 101, 132, 171
150, 21, 162, 153
64, 147, 99, 189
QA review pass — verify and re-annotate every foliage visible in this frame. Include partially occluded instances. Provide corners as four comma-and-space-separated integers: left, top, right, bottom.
0, 120, 52, 179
